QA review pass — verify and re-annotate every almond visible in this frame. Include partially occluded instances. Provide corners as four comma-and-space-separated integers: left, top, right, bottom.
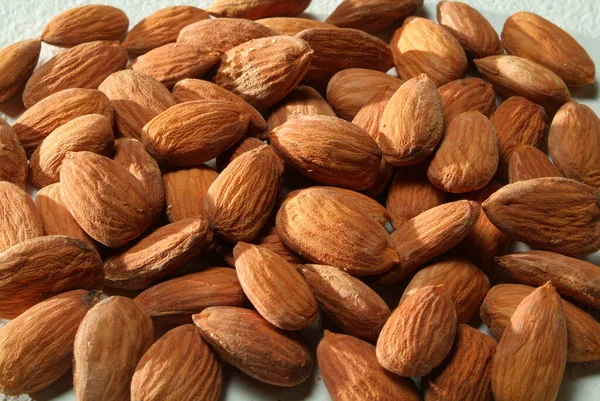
321, 186, 390, 226
508, 144, 561, 183
29, 114, 114, 188
377, 286, 457, 377
427, 111, 499, 193
163, 165, 218, 222
548, 101, 600, 187
206, 145, 283, 242
216, 137, 265, 171
122, 6, 210, 56
256, 17, 337, 35
0, 39, 41, 102
41, 5, 129, 46
379, 74, 444, 166
276, 187, 399, 276
131, 325, 222, 401
424, 325, 497, 401
206, 0, 311, 19
391, 17, 468, 86
318, 331, 420, 401
481, 283, 600, 363
213, 36, 313, 111
253, 226, 306, 265
104, 218, 211, 290
0, 235, 103, 319
0, 118, 27, 188
299, 264, 391, 341
60, 151, 153, 247
474, 55, 570, 112
193, 306, 313, 387
482, 177, 600, 255
267, 85, 336, 131
270, 115, 381, 190
502, 11, 595, 86
13, 88, 114, 154
134, 267, 246, 324
73, 296, 154, 401
491, 282, 567, 401
438, 78, 496, 124
0, 290, 100, 395
326, 0, 422, 33
0, 182, 43, 252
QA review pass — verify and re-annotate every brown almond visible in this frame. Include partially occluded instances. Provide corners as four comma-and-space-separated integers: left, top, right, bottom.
193, 306, 313, 386
482, 177, 600, 255
207, 0, 311, 19
326, 0, 422, 33
321, 186, 389, 226
0, 39, 41, 103
216, 137, 265, 171
253, 219, 305, 264
257, 17, 337, 35
267, 85, 336, 131
0, 118, 27, 188
41, 5, 129, 46
131, 325, 222, 401
438, 78, 496, 124
163, 165, 219, 222
0, 182, 43, 252
0, 290, 100, 395
74, 296, 154, 401
508, 144, 561, 183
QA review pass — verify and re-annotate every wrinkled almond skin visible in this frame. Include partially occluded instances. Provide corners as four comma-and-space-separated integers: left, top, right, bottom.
216, 137, 266, 171
482, 177, 600, 255
0, 235, 103, 319
0, 182, 44, 252
0, 118, 27, 188
491, 283, 567, 401
122, 6, 210, 56
131, 325, 222, 401
502, 11, 595, 86
41, 5, 129, 46
253, 222, 305, 264
318, 331, 420, 401
193, 306, 313, 387
134, 267, 246, 324
0, 39, 41, 103
391, 17, 468, 86
213, 36, 313, 111
163, 165, 219, 222
508, 144, 561, 183
74, 296, 154, 401
207, 0, 311, 20
60, 151, 153, 248
379, 74, 444, 166
267, 85, 336, 131
0, 290, 100, 396
299, 264, 391, 341
377, 286, 457, 377
326, 0, 423, 33
276, 187, 399, 276
257, 17, 337, 35
438, 78, 496, 124
270, 115, 381, 190
321, 187, 389, 226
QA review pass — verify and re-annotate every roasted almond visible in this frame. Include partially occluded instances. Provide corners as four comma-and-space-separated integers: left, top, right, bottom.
508, 144, 561, 183
163, 165, 219, 222
216, 137, 265, 171
0, 39, 41, 103
326, 0, 422, 33
206, 0, 311, 19
438, 78, 496, 124
0, 182, 43, 252
321, 186, 390, 226
267, 85, 336, 131
0, 118, 27, 188
256, 17, 337, 35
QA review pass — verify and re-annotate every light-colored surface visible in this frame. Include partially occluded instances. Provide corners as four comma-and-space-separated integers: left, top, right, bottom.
0, 1, 599, 401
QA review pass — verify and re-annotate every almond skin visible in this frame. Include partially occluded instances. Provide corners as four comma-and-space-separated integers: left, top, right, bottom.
216, 137, 266, 171
491, 283, 567, 401
122, 6, 210, 56
213, 36, 313, 111
438, 78, 496, 124
0, 182, 44, 252
318, 331, 420, 401
131, 325, 222, 401
508, 144, 562, 183
41, 5, 129, 46
321, 186, 390, 226
326, 0, 423, 33
234, 242, 317, 330
299, 264, 391, 341
267, 85, 336, 131
0, 235, 103, 319
391, 17, 468, 86
0, 118, 27, 188
502, 11, 595, 86
482, 177, 600, 255
73, 296, 154, 401
60, 151, 153, 248
206, 0, 311, 19
377, 286, 457, 377
0, 39, 41, 103
23, 40, 128, 108
256, 17, 337, 35
0, 290, 100, 395
253, 221, 306, 264
134, 267, 246, 324
193, 306, 313, 387
163, 165, 219, 222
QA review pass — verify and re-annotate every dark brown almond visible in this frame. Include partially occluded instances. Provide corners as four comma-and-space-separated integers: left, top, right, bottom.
0, 39, 41, 102
326, 0, 423, 33
0, 182, 44, 252
256, 17, 337, 35
206, 0, 311, 19
508, 144, 561, 183
0, 118, 27, 188
267, 85, 336, 131
163, 165, 219, 222
438, 78, 496, 124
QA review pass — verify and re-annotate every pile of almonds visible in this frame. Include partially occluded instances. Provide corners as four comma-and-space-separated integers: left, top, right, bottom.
0, 1, 599, 400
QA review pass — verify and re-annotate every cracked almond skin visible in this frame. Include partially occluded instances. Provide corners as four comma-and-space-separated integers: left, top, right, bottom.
74, 296, 154, 401
318, 331, 420, 401
213, 36, 313, 111
424, 325, 496, 401
267, 85, 336, 131
326, 0, 422, 33
0, 182, 43, 252
508, 144, 561, 183
122, 6, 210, 56
193, 306, 314, 387
0, 118, 27, 188
257, 17, 337, 35
276, 187, 399, 276
377, 286, 457, 377
0, 39, 41, 103
60, 151, 153, 248
131, 325, 222, 401
134, 267, 246, 324
0, 290, 100, 396
234, 242, 317, 330
438, 78, 496, 124
502, 11, 595, 86
163, 165, 219, 222
481, 283, 600, 363
299, 264, 390, 341
482, 177, 600, 255
0, 235, 103, 319
379, 74, 444, 166
207, 0, 311, 20
491, 283, 567, 401
548, 101, 600, 187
